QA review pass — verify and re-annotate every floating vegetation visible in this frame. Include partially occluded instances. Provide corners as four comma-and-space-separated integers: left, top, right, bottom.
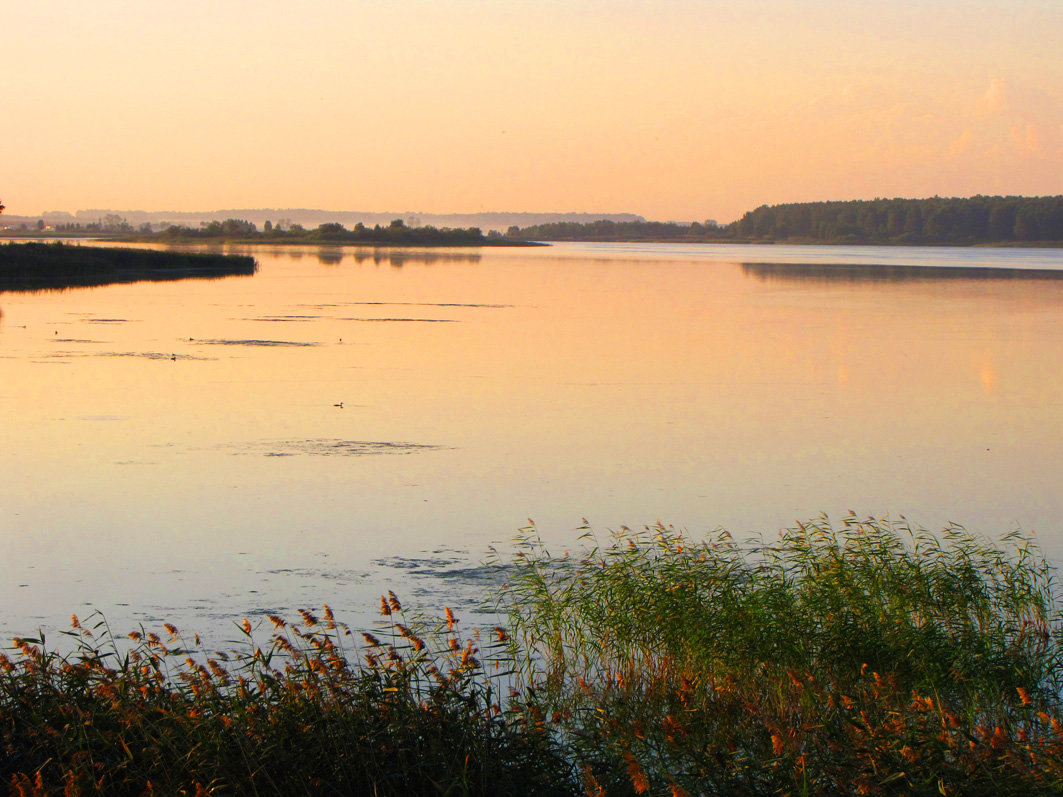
245, 315, 322, 322
262, 567, 370, 584
230, 438, 446, 457
337, 317, 458, 323
195, 338, 320, 347
374, 554, 508, 585
301, 301, 512, 309
82, 351, 212, 361
44, 350, 210, 361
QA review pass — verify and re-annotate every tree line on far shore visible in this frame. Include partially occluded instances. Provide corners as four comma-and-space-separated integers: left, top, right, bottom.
155, 217, 501, 245
507, 195, 1063, 245
9, 195, 1063, 246
28, 217, 514, 246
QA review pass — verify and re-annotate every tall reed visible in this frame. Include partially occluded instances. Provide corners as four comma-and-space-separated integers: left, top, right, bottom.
497, 515, 1063, 794
4, 516, 1062, 794
0, 603, 570, 795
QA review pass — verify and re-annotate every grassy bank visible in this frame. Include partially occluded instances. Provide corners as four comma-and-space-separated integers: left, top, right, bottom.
3, 516, 1063, 794
0, 242, 256, 292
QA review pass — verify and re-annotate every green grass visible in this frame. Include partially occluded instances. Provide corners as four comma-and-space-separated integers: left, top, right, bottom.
3, 516, 1063, 795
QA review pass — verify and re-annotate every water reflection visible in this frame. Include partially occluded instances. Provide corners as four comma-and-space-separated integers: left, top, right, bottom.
741, 261, 1063, 284
219, 245, 484, 268
5, 241, 1063, 646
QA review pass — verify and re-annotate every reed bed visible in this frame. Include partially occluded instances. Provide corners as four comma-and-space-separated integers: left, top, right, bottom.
3, 515, 1063, 794
0, 600, 568, 795
498, 515, 1063, 794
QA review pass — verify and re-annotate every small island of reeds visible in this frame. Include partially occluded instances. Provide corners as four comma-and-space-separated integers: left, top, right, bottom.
3, 516, 1063, 795
0, 242, 256, 292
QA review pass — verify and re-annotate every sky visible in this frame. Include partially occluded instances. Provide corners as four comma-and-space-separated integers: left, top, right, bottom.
3, 0, 1062, 222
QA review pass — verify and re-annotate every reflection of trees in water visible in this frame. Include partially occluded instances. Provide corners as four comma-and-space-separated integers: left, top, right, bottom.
740, 261, 1063, 284
316, 248, 344, 265
312, 249, 483, 268
222, 246, 483, 268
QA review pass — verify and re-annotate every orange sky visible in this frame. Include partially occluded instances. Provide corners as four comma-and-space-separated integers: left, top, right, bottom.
3, 0, 1062, 222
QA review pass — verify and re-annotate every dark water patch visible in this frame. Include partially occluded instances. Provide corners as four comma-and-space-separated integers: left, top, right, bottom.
741, 261, 1063, 284
244, 315, 322, 322
261, 567, 369, 583
55, 351, 213, 361
336, 317, 457, 323
372, 554, 512, 618
53, 338, 100, 343
196, 339, 320, 347
373, 554, 511, 586
85, 318, 133, 324
228, 438, 446, 457
302, 301, 511, 309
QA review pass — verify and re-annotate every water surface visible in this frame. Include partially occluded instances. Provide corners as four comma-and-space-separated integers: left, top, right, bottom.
3, 242, 1063, 642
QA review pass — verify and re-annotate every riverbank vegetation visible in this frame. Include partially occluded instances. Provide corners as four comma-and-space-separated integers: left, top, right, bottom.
3, 516, 1062, 794
146, 217, 532, 247
5, 218, 534, 247
506, 195, 1063, 246
12, 196, 1063, 248
0, 242, 256, 292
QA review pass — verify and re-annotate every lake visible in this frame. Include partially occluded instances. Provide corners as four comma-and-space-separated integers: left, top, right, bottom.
3, 241, 1063, 643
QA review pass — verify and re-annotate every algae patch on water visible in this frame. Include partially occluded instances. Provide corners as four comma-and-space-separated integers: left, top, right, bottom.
226, 438, 447, 457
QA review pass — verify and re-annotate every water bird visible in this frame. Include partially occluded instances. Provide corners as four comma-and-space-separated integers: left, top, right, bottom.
171, 354, 176, 361
334, 402, 343, 408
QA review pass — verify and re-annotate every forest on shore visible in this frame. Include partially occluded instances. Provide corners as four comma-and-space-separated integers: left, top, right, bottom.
8, 195, 1063, 247
507, 195, 1063, 245
27, 217, 534, 247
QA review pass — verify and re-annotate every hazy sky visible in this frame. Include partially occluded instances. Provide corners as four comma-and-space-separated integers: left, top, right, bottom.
4, 0, 1062, 221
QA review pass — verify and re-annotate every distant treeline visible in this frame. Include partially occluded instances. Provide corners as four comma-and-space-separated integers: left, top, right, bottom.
0, 242, 256, 292
508, 195, 1063, 245
502, 219, 724, 242
150, 218, 531, 247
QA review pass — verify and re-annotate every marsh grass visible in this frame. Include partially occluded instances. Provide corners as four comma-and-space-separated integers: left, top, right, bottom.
498, 515, 1063, 794
0, 601, 569, 795
0, 242, 255, 292
3, 516, 1063, 795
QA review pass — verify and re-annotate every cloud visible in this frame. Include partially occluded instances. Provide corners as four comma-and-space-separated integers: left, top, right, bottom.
974, 78, 1009, 118
1010, 123, 1044, 156
948, 129, 973, 157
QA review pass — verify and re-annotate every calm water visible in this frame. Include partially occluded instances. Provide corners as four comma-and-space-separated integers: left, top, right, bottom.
3, 241, 1063, 642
